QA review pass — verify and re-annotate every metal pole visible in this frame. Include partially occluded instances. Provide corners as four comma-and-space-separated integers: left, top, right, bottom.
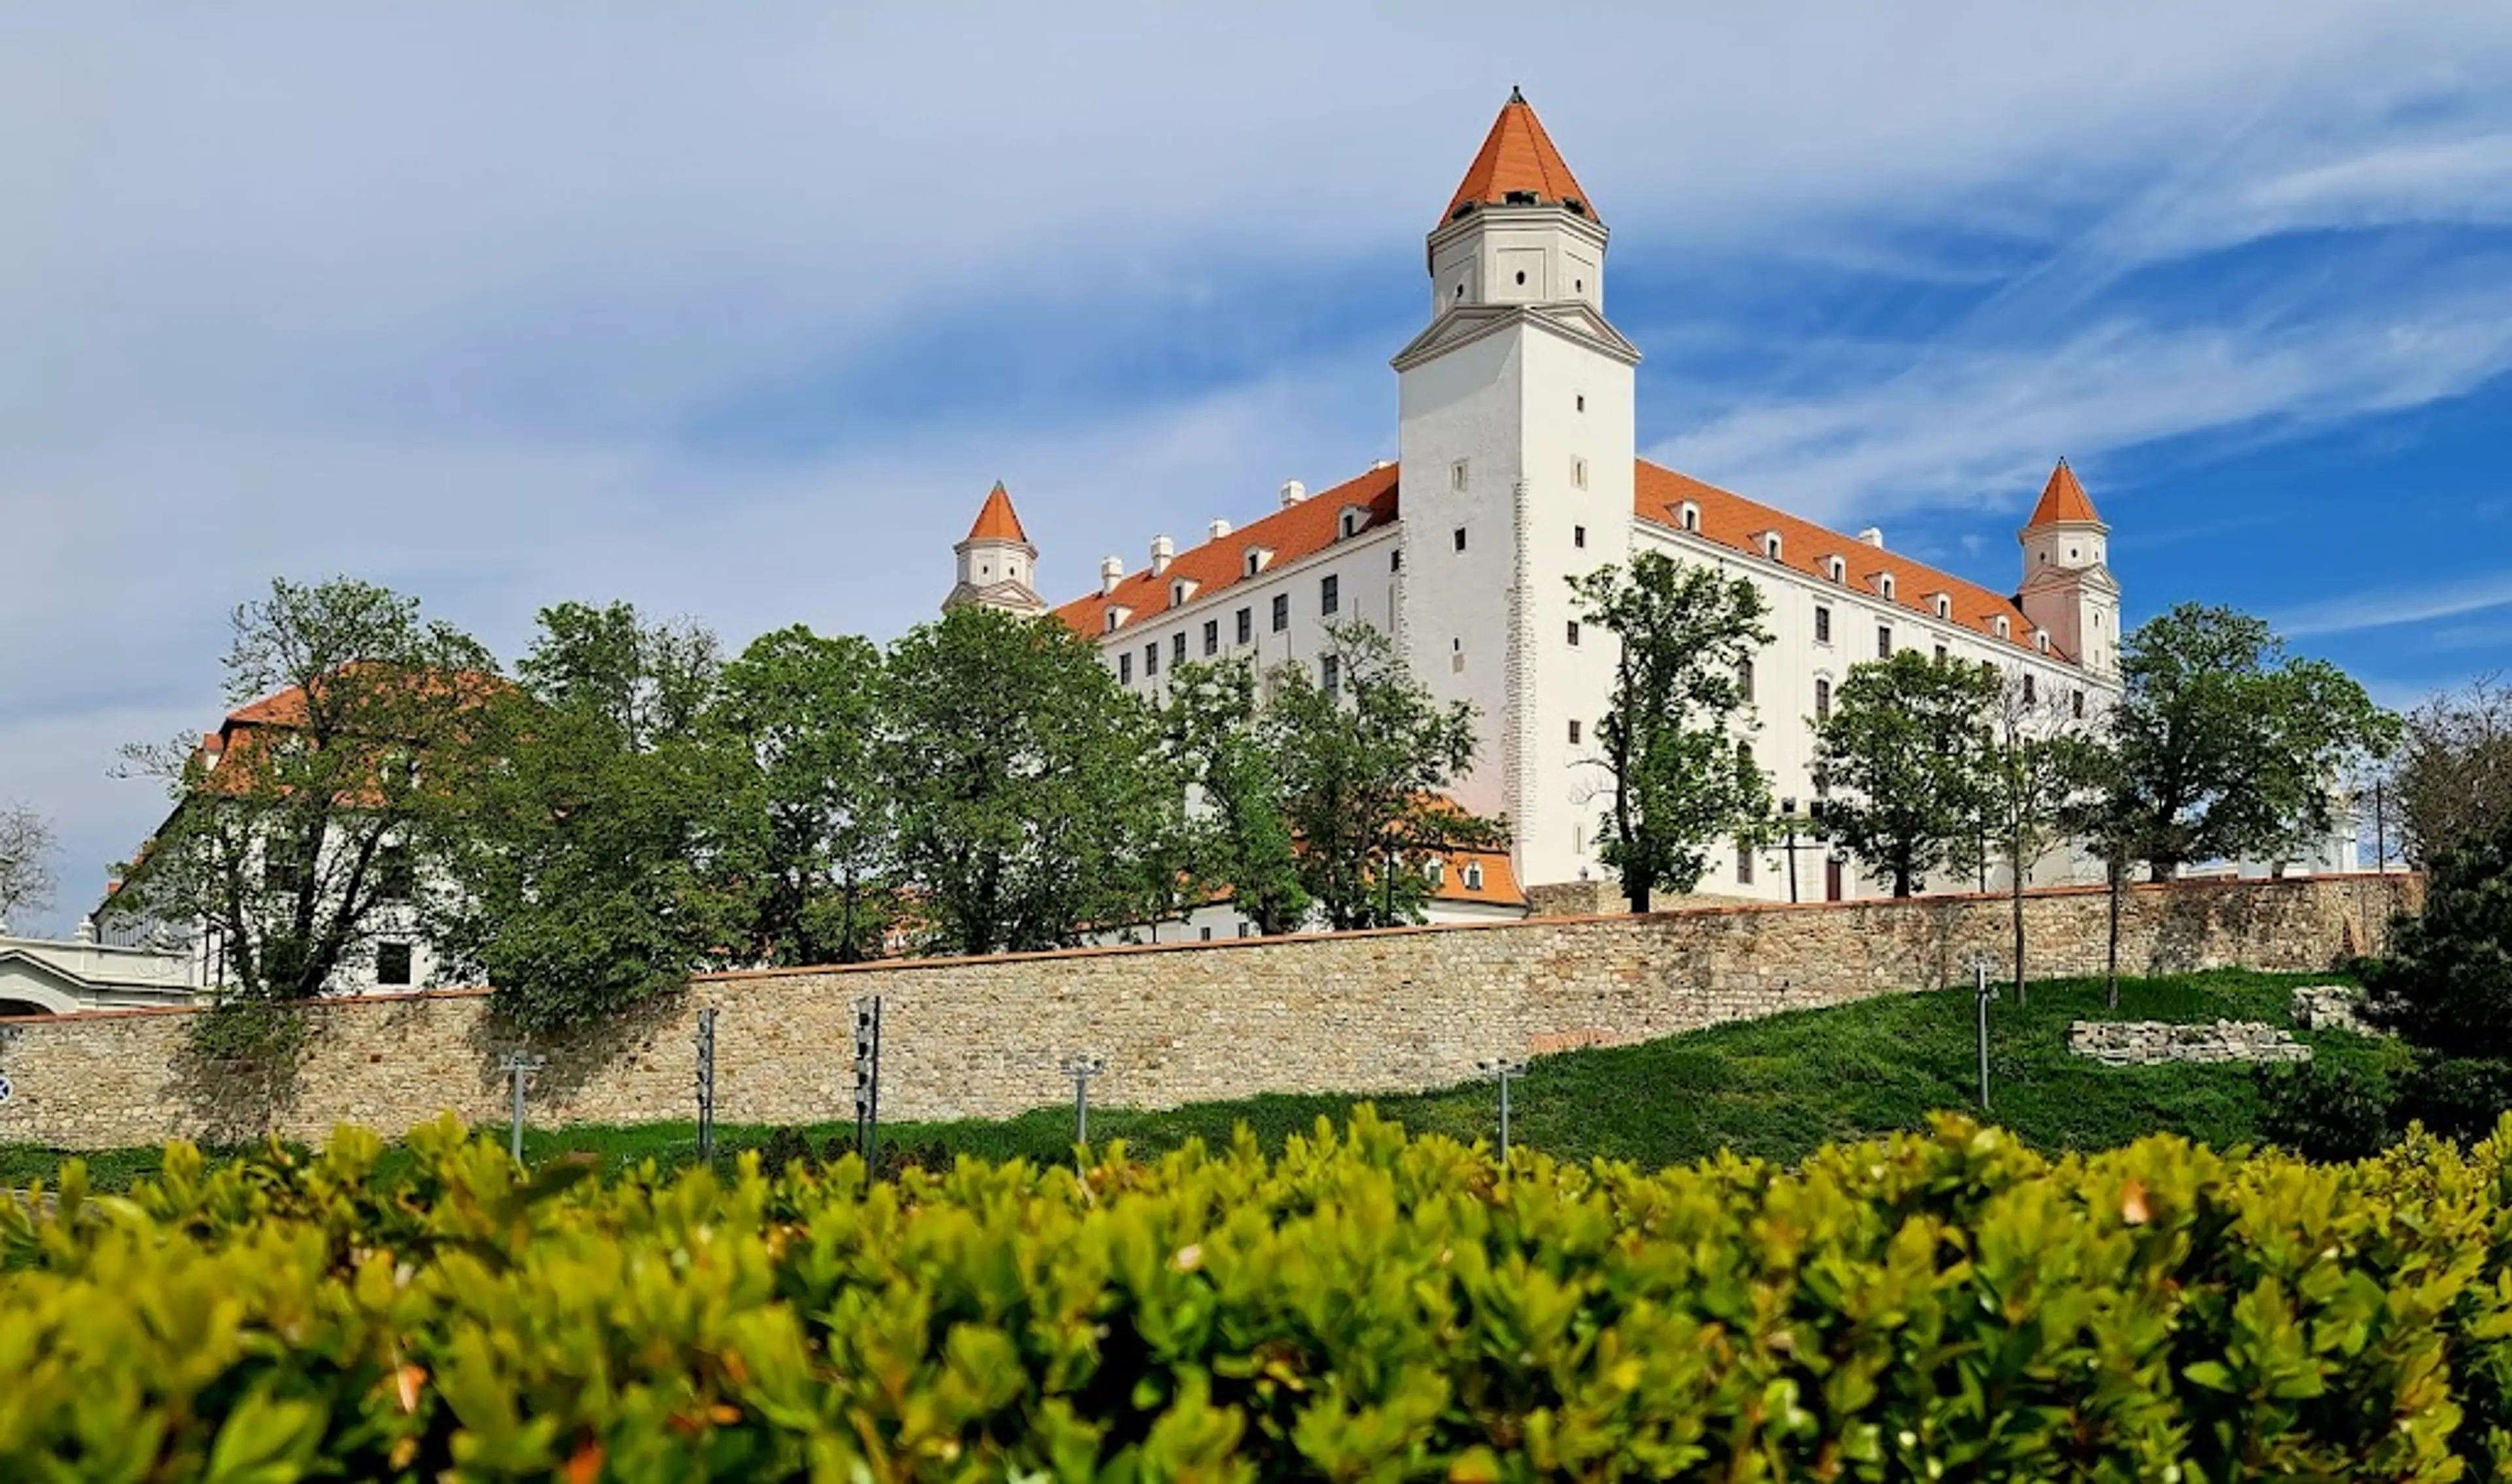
1499, 1072, 1512, 1158
1786, 821, 1800, 904
867, 996, 882, 1171
1974, 961, 1992, 1113
694, 1006, 717, 1165
2374, 778, 2387, 872
500, 1052, 544, 1165
1478, 1058, 1525, 1164
1061, 1054, 1103, 1165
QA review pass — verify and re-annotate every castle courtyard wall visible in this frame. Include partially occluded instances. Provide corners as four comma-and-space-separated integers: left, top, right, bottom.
0, 873, 2419, 1151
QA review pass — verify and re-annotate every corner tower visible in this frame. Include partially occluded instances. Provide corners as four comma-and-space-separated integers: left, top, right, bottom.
1392, 90, 1640, 892
945, 481, 1047, 616
2017, 459, 2121, 677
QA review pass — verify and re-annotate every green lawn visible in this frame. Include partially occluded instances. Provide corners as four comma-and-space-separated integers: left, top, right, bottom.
1, 969, 2401, 1191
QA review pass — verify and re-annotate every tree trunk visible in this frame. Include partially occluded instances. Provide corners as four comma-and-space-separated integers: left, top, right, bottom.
2105, 855, 2125, 1011
2010, 852, 2027, 1008
1893, 861, 1913, 899
1627, 879, 1651, 914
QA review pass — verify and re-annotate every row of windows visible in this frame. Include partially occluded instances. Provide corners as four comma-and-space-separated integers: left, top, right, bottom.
1448, 457, 1594, 494
1113, 589, 1310, 685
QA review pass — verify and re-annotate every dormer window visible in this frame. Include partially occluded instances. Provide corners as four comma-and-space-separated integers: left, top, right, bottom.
1877, 574, 1896, 601
1339, 506, 1369, 540
1105, 607, 1130, 634
1932, 593, 1952, 619
1170, 578, 1198, 608
1463, 862, 1485, 891
1679, 501, 1701, 533
1826, 555, 1846, 583
1244, 546, 1273, 577
1503, 189, 1538, 206
1426, 858, 1446, 886
1763, 532, 1783, 561
2034, 629, 2051, 654
1994, 615, 2012, 640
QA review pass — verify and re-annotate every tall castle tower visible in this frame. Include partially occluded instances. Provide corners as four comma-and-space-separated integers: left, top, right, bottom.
2016, 460, 2121, 677
944, 481, 1047, 616
1391, 90, 1640, 889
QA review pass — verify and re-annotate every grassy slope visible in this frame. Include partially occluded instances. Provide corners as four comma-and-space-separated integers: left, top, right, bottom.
1, 970, 2403, 1190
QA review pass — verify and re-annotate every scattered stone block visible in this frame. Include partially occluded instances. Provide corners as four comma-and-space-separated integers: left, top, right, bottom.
2067, 1020, 2312, 1067
2290, 984, 2380, 1036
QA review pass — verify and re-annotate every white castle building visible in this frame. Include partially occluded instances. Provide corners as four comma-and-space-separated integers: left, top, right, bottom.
949, 90, 2127, 923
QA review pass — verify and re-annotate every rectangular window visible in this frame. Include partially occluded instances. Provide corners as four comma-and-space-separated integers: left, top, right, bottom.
374, 844, 415, 902
1173, 632, 1187, 667
1271, 594, 1289, 632
1569, 719, 1581, 744
1144, 642, 1159, 678
1320, 574, 1339, 615
1814, 605, 1832, 644
1738, 658, 1754, 699
1934, 644, 1947, 663
1199, 925, 1213, 942
1450, 460, 1469, 492
1877, 625, 1893, 659
2073, 689, 2086, 719
1572, 457, 1588, 489
1736, 846, 1755, 886
1566, 620, 1580, 647
1816, 678, 1832, 721
1454, 527, 1467, 553
375, 941, 413, 987
1390, 549, 1403, 572
1236, 607, 1252, 644
1119, 653, 1132, 684
1574, 525, 1586, 549
1238, 923, 1254, 939
1202, 619, 1219, 655
2023, 672, 2037, 705
1321, 653, 1341, 697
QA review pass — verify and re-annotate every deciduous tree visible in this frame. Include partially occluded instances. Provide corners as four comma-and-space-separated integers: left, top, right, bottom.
1272, 623, 1502, 930
1982, 672, 2100, 1005
1568, 552, 1773, 912
2104, 604, 2394, 883
882, 606, 1182, 955
708, 626, 897, 966
1812, 651, 1999, 899
109, 578, 497, 1003
0, 801, 58, 932
1161, 657, 1308, 936
451, 602, 740, 1031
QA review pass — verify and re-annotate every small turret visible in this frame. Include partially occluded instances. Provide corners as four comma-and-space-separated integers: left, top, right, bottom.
2017, 459, 2121, 676
944, 481, 1047, 616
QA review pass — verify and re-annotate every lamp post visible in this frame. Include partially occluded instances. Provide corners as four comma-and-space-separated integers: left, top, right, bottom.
1781, 797, 1800, 904
1476, 1057, 1526, 1163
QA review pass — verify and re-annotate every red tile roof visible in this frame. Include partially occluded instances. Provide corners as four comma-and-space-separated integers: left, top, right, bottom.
1058, 457, 2067, 664
1632, 462, 2065, 661
1441, 89, 1599, 228
1053, 464, 1400, 638
964, 480, 1030, 544
2025, 459, 2102, 527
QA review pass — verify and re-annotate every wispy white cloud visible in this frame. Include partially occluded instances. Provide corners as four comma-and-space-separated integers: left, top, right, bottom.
2276, 570, 2512, 638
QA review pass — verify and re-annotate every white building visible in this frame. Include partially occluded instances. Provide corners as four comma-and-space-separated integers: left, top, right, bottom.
955, 90, 2126, 919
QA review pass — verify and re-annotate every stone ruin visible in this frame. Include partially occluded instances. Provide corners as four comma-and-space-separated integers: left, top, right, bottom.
2067, 1020, 2311, 1067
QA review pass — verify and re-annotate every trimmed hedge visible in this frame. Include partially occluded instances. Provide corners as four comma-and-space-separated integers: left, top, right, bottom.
7, 1111, 2512, 1479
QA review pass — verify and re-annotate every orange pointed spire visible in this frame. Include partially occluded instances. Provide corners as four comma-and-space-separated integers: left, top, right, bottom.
1440, 87, 1598, 228
964, 480, 1030, 544
2026, 459, 2102, 527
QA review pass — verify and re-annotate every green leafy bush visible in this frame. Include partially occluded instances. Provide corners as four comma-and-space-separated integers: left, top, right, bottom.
10, 1111, 2512, 1479
2257, 1058, 2395, 1161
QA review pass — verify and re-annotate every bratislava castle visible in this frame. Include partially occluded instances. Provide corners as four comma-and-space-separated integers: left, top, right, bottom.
945, 91, 2123, 919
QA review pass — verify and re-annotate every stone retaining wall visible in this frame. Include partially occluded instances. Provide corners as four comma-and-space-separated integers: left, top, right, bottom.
0, 873, 2420, 1150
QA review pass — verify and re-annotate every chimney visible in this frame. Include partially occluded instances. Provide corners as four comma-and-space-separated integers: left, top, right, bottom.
1280, 479, 1306, 508
1857, 526, 1885, 549
1100, 555, 1123, 595
1150, 535, 1175, 576
1208, 517, 1232, 541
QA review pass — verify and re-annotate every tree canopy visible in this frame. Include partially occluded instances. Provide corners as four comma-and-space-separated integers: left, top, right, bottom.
1161, 657, 1309, 936
109, 578, 499, 1003
881, 606, 1183, 956
1811, 650, 2000, 898
2102, 604, 2396, 882
0, 801, 58, 932
1568, 551, 1773, 912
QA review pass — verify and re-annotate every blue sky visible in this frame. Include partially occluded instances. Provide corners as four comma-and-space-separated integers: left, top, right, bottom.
4, 5, 2510, 933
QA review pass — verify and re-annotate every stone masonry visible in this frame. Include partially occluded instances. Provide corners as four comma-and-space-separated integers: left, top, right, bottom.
2067, 1020, 2311, 1067
0, 873, 2419, 1151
